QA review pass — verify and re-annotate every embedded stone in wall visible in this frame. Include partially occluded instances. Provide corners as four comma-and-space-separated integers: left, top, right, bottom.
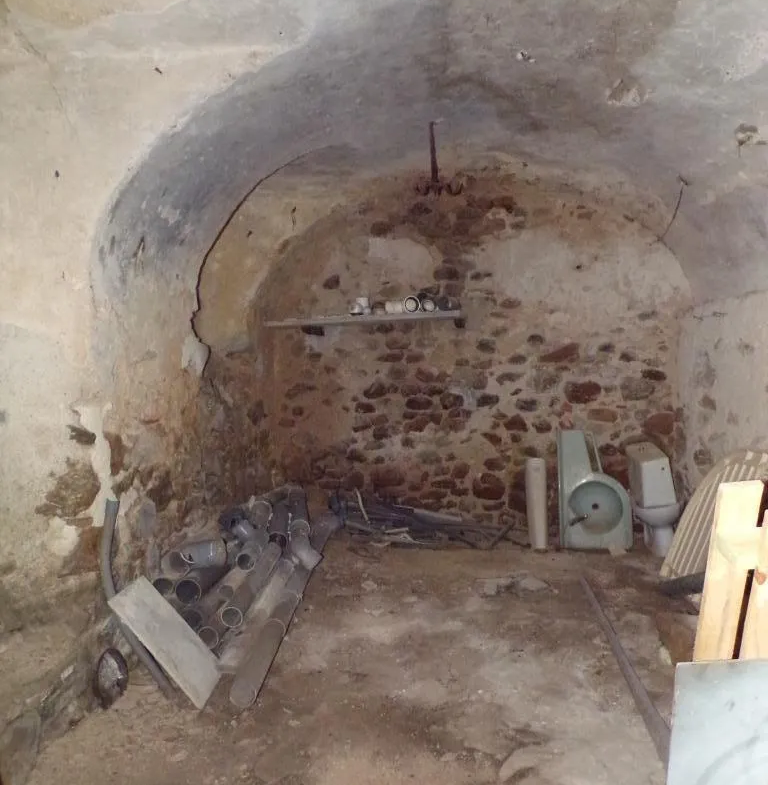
497, 371, 524, 385
693, 447, 713, 469
508, 354, 528, 365
565, 381, 602, 404
322, 274, 340, 289
620, 376, 655, 401
370, 466, 406, 490
531, 369, 561, 393
482, 431, 503, 446
405, 395, 432, 411
477, 393, 499, 408
588, 408, 618, 423
644, 411, 674, 436
642, 368, 667, 382
364, 379, 388, 399
286, 382, 317, 400
472, 473, 506, 500
35, 459, 100, 518
476, 339, 496, 354
539, 343, 579, 363
699, 394, 717, 411
532, 419, 553, 432
377, 351, 404, 363
440, 392, 464, 410
516, 398, 538, 412
504, 414, 528, 432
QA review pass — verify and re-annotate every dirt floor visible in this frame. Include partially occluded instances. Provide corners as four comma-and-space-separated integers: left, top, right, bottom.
26, 538, 684, 785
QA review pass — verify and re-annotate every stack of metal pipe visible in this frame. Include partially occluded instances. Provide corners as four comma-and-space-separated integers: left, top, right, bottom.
149, 484, 340, 709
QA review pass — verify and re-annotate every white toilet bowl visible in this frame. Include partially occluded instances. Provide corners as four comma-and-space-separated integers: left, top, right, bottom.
633, 501, 681, 557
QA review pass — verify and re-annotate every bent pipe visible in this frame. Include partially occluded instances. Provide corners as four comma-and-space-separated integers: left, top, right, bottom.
160, 550, 190, 579
234, 529, 269, 570
289, 518, 322, 571
100, 499, 175, 699
176, 537, 228, 569
175, 565, 227, 605
229, 513, 342, 709
220, 542, 282, 629
268, 501, 290, 548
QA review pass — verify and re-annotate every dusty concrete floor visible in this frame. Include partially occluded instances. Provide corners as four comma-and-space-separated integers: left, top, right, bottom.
27, 539, 680, 785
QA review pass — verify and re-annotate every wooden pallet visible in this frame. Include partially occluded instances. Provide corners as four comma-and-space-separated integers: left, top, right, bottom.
693, 480, 768, 661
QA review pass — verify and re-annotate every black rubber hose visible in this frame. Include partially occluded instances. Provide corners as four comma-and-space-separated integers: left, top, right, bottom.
100, 498, 175, 699
658, 572, 705, 597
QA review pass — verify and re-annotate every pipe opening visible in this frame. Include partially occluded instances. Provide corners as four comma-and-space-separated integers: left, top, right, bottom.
198, 626, 219, 649
236, 551, 255, 571
220, 605, 243, 629
218, 584, 235, 601
152, 576, 174, 596
180, 607, 203, 631
175, 578, 202, 605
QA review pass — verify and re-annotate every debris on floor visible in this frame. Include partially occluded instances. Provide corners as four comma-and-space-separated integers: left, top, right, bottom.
107, 485, 340, 712
477, 573, 551, 598
330, 490, 512, 549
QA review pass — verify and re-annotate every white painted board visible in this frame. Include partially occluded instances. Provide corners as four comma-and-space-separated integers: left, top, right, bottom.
109, 576, 220, 709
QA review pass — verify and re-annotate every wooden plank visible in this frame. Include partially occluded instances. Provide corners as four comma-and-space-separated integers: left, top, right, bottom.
264, 310, 464, 328
693, 480, 764, 662
108, 576, 220, 709
738, 512, 768, 659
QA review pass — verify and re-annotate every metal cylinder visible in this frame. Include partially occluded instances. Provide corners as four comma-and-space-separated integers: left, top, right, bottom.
180, 607, 203, 631
268, 502, 290, 548
248, 498, 272, 528
174, 565, 227, 605
198, 626, 219, 650
288, 516, 322, 571
220, 542, 282, 629
160, 550, 189, 579
151, 576, 175, 597
177, 538, 228, 569
234, 530, 269, 571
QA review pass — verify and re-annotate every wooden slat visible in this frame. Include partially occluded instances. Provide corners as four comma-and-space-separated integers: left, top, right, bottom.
109, 576, 220, 709
693, 480, 764, 662
264, 310, 463, 328
739, 513, 768, 659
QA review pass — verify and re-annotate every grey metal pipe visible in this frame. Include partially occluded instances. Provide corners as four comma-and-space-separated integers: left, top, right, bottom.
176, 537, 228, 568
198, 626, 220, 649
288, 517, 322, 571
286, 486, 309, 525
248, 498, 272, 528
229, 513, 341, 709
174, 565, 227, 605
268, 501, 289, 548
217, 557, 296, 670
229, 568, 308, 709
200, 555, 294, 654
259, 485, 291, 507
220, 542, 282, 629
234, 528, 269, 570
151, 576, 175, 597
580, 576, 670, 766
180, 607, 203, 631
160, 550, 189, 579
99, 499, 174, 699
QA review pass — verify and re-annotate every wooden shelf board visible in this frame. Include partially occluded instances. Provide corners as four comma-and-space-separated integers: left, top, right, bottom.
265, 310, 465, 329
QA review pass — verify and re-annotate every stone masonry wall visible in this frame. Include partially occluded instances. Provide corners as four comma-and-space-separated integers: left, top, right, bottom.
679, 289, 768, 489
239, 171, 691, 532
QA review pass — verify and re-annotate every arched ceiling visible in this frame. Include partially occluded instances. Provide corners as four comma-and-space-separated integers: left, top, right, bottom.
92, 0, 768, 309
